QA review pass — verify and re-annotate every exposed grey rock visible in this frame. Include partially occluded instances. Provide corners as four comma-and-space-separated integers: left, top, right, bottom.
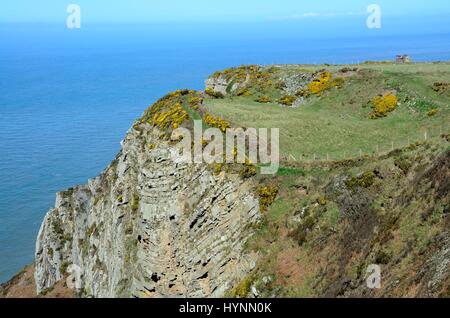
291, 97, 306, 108
35, 122, 260, 298
205, 74, 250, 96
420, 233, 450, 295
281, 73, 312, 95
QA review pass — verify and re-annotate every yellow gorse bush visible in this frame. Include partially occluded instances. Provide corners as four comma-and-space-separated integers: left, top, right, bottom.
188, 96, 203, 109
278, 95, 297, 106
369, 93, 398, 119
151, 102, 188, 129
308, 71, 332, 95
212, 65, 259, 81
203, 113, 231, 132
300, 73, 344, 98
258, 185, 279, 212
236, 88, 252, 96
427, 109, 439, 117
141, 90, 191, 131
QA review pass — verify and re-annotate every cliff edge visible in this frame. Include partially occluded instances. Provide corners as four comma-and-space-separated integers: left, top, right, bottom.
34, 90, 260, 297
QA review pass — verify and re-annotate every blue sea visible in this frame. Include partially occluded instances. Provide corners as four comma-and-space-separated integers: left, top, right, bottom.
1, 19, 450, 283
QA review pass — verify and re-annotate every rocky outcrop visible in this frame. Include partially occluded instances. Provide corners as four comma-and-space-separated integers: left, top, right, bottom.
204, 66, 313, 108
280, 73, 312, 95
205, 74, 251, 96
35, 120, 260, 297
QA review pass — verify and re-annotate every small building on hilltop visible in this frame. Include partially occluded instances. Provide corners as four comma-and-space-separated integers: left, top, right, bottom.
396, 54, 411, 63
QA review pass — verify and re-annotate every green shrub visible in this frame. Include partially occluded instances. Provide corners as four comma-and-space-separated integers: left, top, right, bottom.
258, 185, 279, 212
188, 96, 203, 109
345, 171, 377, 189
427, 109, 439, 117
239, 161, 257, 178
52, 219, 64, 236
205, 87, 225, 99
290, 216, 316, 246
317, 196, 327, 206
394, 157, 413, 174
131, 193, 140, 213
296, 88, 310, 97
236, 88, 251, 97
375, 249, 392, 264
278, 95, 297, 106
59, 261, 70, 275
412, 99, 438, 113
255, 96, 273, 103
228, 274, 254, 298
212, 163, 224, 175
274, 81, 286, 90
328, 77, 345, 89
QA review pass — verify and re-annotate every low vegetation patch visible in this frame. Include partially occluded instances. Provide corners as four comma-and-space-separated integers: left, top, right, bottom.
345, 171, 377, 189
394, 157, 413, 174
188, 96, 203, 109
239, 161, 257, 178
427, 108, 439, 117
258, 185, 279, 212
255, 96, 273, 103
227, 274, 255, 298
131, 193, 140, 213
211, 65, 260, 81
236, 88, 252, 97
141, 90, 192, 133
59, 261, 70, 275
410, 98, 439, 113
203, 113, 231, 132
290, 218, 314, 246
278, 95, 297, 106
277, 166, 306, 176
205, 87, 225, 99
432, 82, 450, 94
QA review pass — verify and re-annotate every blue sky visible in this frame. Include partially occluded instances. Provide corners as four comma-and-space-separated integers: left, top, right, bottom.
1, 0, 450, 23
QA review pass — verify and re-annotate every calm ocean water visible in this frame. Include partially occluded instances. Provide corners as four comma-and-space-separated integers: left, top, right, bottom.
0, 21, 449, 283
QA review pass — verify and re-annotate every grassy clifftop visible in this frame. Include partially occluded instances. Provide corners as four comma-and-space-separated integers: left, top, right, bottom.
202, 62, 449, 298
204, 63, 449, 161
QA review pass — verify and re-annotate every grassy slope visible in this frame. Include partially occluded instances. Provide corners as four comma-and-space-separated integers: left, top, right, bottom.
205, 63, 449, 160
244, 137, 449, 298
202, 63, 449, 298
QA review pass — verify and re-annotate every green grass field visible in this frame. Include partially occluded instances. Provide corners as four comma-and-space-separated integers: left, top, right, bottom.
204, 63, 450, 161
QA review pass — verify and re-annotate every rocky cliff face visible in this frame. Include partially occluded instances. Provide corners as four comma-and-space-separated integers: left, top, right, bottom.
35, 119, 260, 297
